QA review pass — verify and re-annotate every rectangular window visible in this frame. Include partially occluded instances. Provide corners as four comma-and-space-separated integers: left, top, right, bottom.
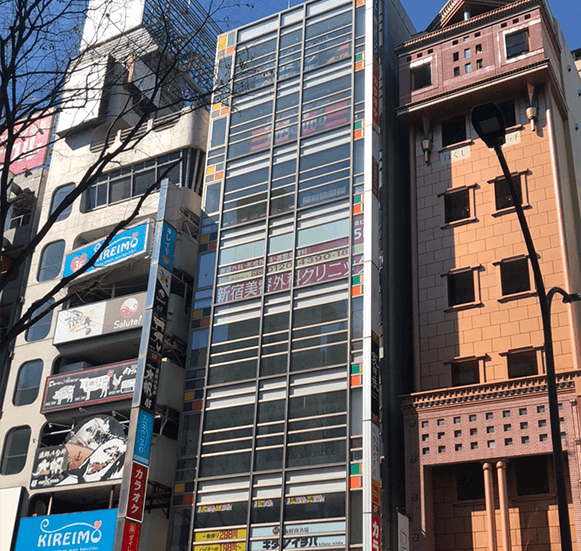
410, 63, 431, 91
451, 359, 480, 386
446, 268, 478, 308
441, 115, 466, 147
443, 188, 470, 224
506, 29, 529, 58
494, 173, 522, 210
507, 349, 538, 378
514, 456, 550, 495
499, 257, 530, 296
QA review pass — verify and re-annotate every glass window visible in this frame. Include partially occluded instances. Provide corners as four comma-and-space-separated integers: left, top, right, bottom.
284, 492, 345, 521
1, 426, 31, 475
447, 270, 475, 307
109, 175, 131, 203
494, 174, 522, 210
50, 183, 75, 221
194, 500, 249, 528
13, 360, 43, 406
451, 359, 479, 386
507, 350, 538, 378
444, 188, 470, 224
289, 390, 346, 419
506, 29, 529, 58
500, 258, 530, 296
133, 169, 156, 197
26, 298, 54, 342
37, 240, 65, 281
170, 508, 191, 551
441, 115, 466, 147
197, 252, 216, 288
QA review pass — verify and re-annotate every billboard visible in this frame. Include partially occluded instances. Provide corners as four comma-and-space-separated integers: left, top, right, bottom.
62, 222, 151, 278
30, 415, 126, 489
0, 112, 54, 175
14, 509, 117, 551
54, 293, 146, 344
41, 360, 138, 412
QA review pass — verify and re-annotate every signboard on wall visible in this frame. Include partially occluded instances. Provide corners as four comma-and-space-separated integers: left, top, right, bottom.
62, 222, 150, 278
54, 293, 146, 344
41, 360, 137, 412
30, 415, 126, 489
14, 509, 118, 551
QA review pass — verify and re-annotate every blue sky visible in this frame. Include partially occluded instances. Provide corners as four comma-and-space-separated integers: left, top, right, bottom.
220, 0, 581, 51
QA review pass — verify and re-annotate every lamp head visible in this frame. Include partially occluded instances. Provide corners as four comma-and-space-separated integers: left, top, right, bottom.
471, 102, 507, 149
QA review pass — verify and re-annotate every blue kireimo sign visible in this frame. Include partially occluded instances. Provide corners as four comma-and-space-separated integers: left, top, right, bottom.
62, 222, 150, 278
15, 508, 117, 551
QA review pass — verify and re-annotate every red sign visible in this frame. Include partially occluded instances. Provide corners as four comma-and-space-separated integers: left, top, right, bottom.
0, 111, 53, 174
121, 519, 142, 551
127, 462, 148, 522
372, 514, 380, 551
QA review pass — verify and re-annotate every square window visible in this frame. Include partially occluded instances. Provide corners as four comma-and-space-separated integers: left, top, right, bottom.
422, 447, 429, 455
438, 432, 445, 439
504, 424, 511, 431
500, 258, 531, 296
442, 115, 466, 147
486, 426, 494, 433
421, 421, 429, 428
471, 442, 478, 449
521, 436, 529, 444
475, 44, 482, 53
464, 48, 471, 59
438, 446, 446, 453
447, 271, 476, 308
494, 173, 522, 210
455, 444, 462, 451
451, 359, 479, 385
454, 67, 460, 77
443, 188, 470, 224
437, 419, 445, 426
537, 406, 546, 413
485, 413, 493, 420
520, 422, 528, 430
455, 430, 461, 437
487, 440, 495, 448
422, 434, 429, 441
469, 415, 476, 422
454, 417, 461, 424
507, 349, 538, 378
519, 408, 527, 415
505, 438, 513, 445
470, 428, 477, 436
411, 63, 432, 91
465, 63, 472, 73
453, 52, 459, 62
503, 410, 510, 418
506, 29, 529, 58
538, 420, 547, 427
540, 434, 548, 442
476, 59, 483, 69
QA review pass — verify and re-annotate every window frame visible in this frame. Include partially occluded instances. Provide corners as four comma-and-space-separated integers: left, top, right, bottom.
505, 28, 530, 59
489, 171, 529, 214
13, 359, 43, 406
439, 185, 477, 227
446, 356, 484, 387
49, 183, 76, 222
494, 255, 535, 301
37, 240, 66, 282
410, 60, 432, 92
501, 347, 543, 379
442, 265, 482, 311
1, 425, 31, 475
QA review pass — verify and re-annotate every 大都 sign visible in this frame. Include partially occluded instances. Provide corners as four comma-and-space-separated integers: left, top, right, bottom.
14, 508, 118, 551
41, 360, 137, 412
54, 293, 146, 344
62, 222, 150, 278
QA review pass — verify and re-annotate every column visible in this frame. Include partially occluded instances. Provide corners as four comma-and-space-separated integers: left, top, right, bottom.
496, 460, 511, 551
483, 462, 497, 551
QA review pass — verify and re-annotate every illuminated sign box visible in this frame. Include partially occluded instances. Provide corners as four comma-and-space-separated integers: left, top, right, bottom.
62, 221, 151, 278
54, 292, 146, 344
14, 509, 118, 551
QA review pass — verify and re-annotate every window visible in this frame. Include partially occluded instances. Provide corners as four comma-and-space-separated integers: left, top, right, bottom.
498, 256, 531, 297
456, 463, 485, 501
506, 29, 529, 58
498, 100, 517, 128
37, 240, 65, 281
443, 187, 471, 224
492, 173, 523, 211
514, 455, 549, 495
25, 298, 54, 342
50, 183, 75, 222
507, 349, 538, 378
445, 268, 479, 308
13, 360, 43, 406
451, 359, 480, 386
441, 115, 466, 147
410, 63, 431, 91
1, 426, 31, 474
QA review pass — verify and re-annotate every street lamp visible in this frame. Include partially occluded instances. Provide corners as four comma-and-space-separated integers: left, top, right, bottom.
471, 102, 579, 551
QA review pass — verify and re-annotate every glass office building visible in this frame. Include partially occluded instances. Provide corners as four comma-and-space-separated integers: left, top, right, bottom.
171, 0, 413, 549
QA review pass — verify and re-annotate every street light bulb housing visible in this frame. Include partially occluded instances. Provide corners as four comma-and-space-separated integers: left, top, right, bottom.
471, 102, 507, 149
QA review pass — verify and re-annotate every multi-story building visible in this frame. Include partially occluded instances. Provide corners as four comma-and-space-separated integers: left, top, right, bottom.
0, 1, 219, 550
396, 0, 581, 549
168, 1, 414, 550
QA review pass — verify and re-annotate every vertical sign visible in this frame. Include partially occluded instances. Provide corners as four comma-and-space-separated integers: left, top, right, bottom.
114, 180, 177, 551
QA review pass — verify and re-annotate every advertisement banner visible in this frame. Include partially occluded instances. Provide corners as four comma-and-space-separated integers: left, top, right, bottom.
0, 112, 53, 175
54, 293, 146, 344
30, 416, 126, 489
250, 522, 345, 538
133, 409, 154, 466
126, 462, 148, 522
41, 361, 137, 412
121, 520, 141, 551
14, 509, 117, 551
62, 222, 150, 278
195, 529, 247, 542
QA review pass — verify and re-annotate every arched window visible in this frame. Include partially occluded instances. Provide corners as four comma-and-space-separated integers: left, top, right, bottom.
37, 241, 65, 281
50, 183, 75, 222
13, 359, 43, 406
26, 298, 54, 342
1, 426, 31, 475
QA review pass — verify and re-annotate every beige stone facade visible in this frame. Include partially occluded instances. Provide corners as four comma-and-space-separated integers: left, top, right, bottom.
397, 0, 581, 550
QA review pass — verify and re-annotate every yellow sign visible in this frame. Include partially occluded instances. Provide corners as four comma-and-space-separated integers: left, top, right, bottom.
194, 529, 247, 542
193, 543, 246, 551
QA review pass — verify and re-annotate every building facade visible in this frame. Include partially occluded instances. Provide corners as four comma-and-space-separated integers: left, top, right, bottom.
396, 0, 581, 549
0, 1, 219, 550
169, 1, 414, 550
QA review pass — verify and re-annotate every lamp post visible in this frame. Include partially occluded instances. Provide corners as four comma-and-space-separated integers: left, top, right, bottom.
471, 102, 580, 551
